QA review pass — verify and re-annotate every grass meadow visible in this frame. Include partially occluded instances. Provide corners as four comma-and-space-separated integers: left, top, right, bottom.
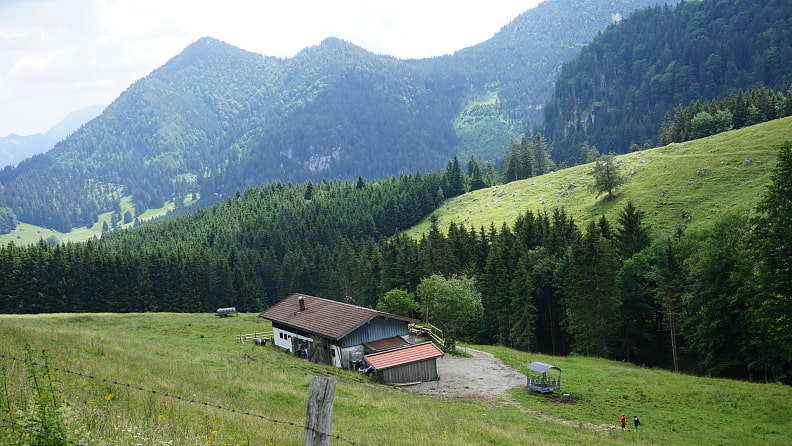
407, 116, 792, 239
0, 193, 199, 247
1, 313, 790, 445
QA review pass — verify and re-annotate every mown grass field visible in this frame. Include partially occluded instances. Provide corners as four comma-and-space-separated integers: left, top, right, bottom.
407, 116, 792, 238
1, 313, 790, 445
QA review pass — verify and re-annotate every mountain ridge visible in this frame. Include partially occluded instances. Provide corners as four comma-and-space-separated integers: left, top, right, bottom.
0, 104, 104, 168
0, 0, 680, 233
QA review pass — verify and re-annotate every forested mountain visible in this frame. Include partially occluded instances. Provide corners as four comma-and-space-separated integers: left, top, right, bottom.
544, 0, 792, 164
0, 0, 669, 233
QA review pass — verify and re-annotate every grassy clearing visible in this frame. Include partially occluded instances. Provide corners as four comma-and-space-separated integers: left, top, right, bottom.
408, 116, 792, 238
1, 313, 790, 445
0, 194, 199, 246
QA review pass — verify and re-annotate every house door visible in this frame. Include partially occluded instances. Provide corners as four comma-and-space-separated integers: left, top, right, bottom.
310, 337, 332, 366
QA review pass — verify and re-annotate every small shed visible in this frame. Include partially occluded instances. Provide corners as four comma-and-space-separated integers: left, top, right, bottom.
526, 361, 562, 393
364, 342, 444, 384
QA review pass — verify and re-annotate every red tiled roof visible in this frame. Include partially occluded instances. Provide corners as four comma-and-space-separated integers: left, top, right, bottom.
364, 336, 410, 352
258, 293, 415, 340
364, 342, 444, 370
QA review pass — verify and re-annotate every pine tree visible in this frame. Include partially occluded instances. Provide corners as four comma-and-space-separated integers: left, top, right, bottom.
653, 234, 685, 372
509, 255, 537, 351
531, 133, 554, 175
751, 142, 792, 381
683, 214, 752, 378
615, 201, 651, 258
467, 156, 487, 191
578, 141, 600, 164
562, 221, 621, 357
444, 155, 465, 197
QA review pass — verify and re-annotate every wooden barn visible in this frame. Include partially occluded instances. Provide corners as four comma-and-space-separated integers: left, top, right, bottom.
363, 342, 444, 384
258, 293, 416, 369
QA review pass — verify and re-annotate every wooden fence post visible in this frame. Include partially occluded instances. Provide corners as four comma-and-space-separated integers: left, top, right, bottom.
305, 376, 335, 446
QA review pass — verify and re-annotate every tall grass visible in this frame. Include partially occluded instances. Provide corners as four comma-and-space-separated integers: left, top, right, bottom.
1, 313, 790, 445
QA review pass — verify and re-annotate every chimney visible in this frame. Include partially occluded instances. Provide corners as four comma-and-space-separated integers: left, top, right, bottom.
298, 296, 305, 313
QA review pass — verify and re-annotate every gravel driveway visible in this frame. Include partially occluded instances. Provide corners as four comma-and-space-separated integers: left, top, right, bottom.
404, 348, 526, 401
404, 348, 614, 432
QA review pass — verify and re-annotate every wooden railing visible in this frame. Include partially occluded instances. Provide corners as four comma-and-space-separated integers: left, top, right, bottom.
408, 323, 447, 349
236, 331, 273, 344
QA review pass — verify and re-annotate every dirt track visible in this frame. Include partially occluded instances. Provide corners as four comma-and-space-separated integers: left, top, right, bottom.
404, 348, 525, 402
403, 348, 613, 431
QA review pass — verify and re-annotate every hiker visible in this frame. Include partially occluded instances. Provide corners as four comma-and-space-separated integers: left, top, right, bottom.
620, 414, 627, 430
633, 415, 641, 431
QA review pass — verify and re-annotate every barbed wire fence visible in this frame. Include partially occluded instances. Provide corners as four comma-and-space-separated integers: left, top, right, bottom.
0, 353, 360, 446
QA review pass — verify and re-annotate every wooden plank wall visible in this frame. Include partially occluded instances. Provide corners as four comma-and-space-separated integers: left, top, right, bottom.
380, 359, 438, 384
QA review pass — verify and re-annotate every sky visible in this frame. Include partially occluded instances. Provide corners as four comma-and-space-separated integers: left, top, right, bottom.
0, 0, 542, 137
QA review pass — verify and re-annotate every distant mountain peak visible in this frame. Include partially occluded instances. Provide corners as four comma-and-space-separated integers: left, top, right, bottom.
0, 104, 104, 167
187, 36, 229, 50
45, 104, 105, 141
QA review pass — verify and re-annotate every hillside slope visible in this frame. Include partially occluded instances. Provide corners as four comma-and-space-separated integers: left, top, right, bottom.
407, 116, 792, 238
1, 313, 790, 445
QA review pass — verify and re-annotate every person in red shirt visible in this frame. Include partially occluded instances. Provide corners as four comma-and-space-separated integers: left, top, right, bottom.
620, 414, 627, 430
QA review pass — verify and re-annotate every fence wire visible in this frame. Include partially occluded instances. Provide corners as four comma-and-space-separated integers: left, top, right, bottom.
0, 352, 360, 445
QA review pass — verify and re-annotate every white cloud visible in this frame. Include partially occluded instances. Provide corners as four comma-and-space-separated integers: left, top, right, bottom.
0, 0, 539, 136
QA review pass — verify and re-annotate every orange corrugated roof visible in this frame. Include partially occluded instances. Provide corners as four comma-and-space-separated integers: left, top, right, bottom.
364, 342, 444, 370
258, 293, 415, 340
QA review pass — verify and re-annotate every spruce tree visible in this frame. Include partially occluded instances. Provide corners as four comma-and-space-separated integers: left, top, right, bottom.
562, 220, 620, 357
751, 142, 792, 381
615, 201, 651, 258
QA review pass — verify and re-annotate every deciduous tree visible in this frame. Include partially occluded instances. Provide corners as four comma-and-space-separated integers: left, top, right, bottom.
417, 274, 483, 343
587, 154, 626, 199
377, 288, 418, 318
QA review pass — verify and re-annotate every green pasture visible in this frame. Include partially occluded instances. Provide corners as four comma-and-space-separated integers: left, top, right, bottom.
1, 313, 789, 445
407, 116, 792, 238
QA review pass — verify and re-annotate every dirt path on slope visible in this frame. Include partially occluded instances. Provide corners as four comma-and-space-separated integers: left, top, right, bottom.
403, 348, 612, 431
